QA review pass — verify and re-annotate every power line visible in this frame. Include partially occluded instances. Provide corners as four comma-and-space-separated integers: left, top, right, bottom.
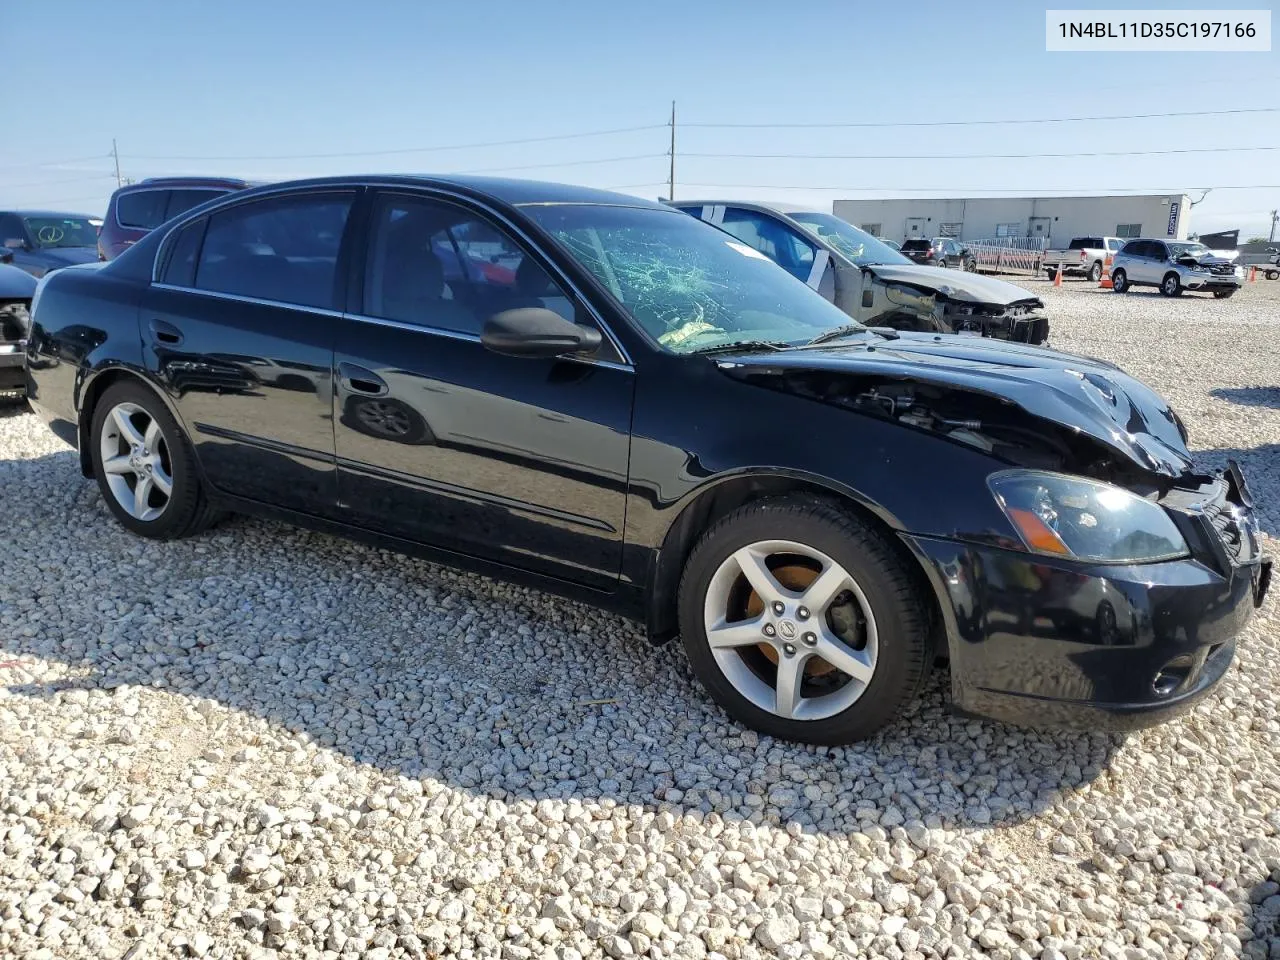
0, 153, 110, 174
127, 124, 667, 162
682, 107, 1280, 129
3, 173, 116, 190
458, 153, 665, 174
686, 145, 1280, 161
677, 182, 1280, 193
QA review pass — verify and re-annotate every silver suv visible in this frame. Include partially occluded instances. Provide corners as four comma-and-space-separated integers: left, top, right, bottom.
1111, 238, 1244, 299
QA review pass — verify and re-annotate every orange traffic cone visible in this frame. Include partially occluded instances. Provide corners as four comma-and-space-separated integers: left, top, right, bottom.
1249, 265, 1258, 283
1099, 255, 1113, 289
1053, 262, 1063, 287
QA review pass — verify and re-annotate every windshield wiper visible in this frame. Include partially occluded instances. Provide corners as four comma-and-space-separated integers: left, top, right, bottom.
803, 324, 876, 347
691, 339, 791, 355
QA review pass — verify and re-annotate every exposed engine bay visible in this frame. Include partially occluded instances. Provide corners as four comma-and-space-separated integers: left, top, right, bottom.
736, 367, 1184, 491
833, 265, 1050, 345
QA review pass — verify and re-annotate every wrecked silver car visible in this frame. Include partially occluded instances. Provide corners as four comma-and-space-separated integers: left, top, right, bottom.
670, 201, 1049, 344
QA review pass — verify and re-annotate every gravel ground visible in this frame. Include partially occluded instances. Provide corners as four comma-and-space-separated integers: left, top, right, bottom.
2, 279, 1279, 960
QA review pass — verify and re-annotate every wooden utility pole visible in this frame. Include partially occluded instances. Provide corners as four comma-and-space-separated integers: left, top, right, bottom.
111, 139, 122, 188
667, 101, 676, 202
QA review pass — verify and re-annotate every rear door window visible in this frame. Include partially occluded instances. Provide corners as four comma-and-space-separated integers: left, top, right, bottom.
162, 218, 208, 287
901, 239, 930, 252
195, 192, 354, 310
116, 191, 170, 230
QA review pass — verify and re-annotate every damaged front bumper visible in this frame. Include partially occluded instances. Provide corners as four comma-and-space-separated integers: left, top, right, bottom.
903, 462, 1269, 731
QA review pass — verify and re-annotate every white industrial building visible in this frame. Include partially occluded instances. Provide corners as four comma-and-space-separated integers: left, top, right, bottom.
832, 194, 1191, 246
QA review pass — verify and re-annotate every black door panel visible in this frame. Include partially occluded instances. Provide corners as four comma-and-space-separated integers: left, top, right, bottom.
333, 320, 632, 587
142, 285, 338, 513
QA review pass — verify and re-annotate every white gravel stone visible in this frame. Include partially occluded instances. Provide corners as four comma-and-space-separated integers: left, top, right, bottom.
1, 281, 1279, 959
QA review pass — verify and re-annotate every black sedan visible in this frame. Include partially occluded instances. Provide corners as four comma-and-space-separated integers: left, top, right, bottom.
901, 237, 977, 271
25, 176, 1269, 744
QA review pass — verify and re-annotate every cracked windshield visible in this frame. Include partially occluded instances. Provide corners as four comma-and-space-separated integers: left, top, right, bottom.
523, 204, 856, 352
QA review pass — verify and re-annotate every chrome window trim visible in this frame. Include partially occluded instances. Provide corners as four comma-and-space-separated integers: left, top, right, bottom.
147, 286, 632, 373
115, 186, 230, 231
151, 282, 346, 318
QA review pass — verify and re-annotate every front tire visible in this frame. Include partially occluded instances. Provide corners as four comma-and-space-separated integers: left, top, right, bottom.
1111, 269, 1129, 293
677, 496, 931, 745
89, 380, 219, 539
1161, 273, 1183, 297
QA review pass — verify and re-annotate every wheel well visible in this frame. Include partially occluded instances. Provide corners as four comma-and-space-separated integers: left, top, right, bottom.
1163, 270, 1180, 283
645, 475, 942, 646
76, 369, 152, 477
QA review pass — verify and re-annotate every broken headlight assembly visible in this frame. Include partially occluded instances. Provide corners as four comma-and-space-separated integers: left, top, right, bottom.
988, 470, 1189, 563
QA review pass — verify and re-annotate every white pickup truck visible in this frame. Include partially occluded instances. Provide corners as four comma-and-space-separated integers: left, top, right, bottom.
1042, 236, 1125, 282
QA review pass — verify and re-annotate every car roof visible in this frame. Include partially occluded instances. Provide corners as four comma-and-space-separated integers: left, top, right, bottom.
124, 177, 261, 190
223, 175, 669, 210
3, 209, 97, 218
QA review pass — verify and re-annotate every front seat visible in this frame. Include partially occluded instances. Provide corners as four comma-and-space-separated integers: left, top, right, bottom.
380, 243, 478, 334
514, 256, 574, 321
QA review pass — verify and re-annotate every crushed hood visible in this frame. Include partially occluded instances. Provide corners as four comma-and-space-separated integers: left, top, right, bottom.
717, 332, 1193, 478
864, 263, 1041, 306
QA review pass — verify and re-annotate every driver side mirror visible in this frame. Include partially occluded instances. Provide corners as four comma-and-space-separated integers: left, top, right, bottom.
3, 238, 26, 251
481, 307, 602, 359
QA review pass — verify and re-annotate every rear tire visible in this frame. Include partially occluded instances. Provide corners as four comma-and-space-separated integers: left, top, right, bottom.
1111, 269, 1129, 293
1213, 289, 1235, 299
89, 380, 221, 539
1266, 270, 1278, 281
677, 496, 931, 745
1161, 273, 1183, 297
1088, 261, 1103, 283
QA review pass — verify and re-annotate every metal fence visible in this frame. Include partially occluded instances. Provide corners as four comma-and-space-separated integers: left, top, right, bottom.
964, 237, 1047, 277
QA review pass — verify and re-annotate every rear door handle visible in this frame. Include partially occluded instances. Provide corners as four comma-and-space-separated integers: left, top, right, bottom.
338, 362, 388, 396
149, 319, 183, 346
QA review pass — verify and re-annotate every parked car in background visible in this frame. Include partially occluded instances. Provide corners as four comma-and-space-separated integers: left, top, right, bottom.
1042, 236, 1124, 282
28, 176, 1268, 745
876, 237, 901, 251
900, 237, 977, 271
99, 177, 256, 260
0, 210, 100, 277
1111, 239, 1245, 298
671, 201, 1047, 342
0, 254, 36, 399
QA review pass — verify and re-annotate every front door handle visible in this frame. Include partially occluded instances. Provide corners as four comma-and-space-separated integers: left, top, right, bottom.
149, 319, 184, 346
338, 362, 388, 396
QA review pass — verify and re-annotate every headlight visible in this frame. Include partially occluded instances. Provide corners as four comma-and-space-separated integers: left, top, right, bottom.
1234, 266, 1245, 278
988, 470, 1188, 563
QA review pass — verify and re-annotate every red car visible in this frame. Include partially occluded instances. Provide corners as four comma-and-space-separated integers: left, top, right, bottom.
99, 177, 257, 260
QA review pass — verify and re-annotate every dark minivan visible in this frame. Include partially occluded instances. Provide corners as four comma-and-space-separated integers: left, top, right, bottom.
99, 177, 255, 261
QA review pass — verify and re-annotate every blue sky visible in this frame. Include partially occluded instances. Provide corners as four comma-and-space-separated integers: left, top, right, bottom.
3, 0, 1277, 237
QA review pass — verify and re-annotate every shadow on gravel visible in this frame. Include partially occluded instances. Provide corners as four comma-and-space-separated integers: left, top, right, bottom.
1, 448, 1123, 837
1243, 867, 1280, 959
0, 399, 30, 419
1210, 386, 1280, 409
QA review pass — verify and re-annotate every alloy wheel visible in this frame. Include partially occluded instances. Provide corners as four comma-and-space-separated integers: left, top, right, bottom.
702, 539, 878, 721
99, 401, 173, 522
